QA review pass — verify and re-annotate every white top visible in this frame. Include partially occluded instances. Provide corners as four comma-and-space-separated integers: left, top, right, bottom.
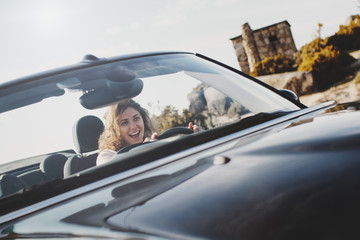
96, 149, 117, 166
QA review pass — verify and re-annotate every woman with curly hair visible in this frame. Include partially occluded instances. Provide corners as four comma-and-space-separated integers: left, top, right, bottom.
97, 99, 199, 165
96, 99, 156, 165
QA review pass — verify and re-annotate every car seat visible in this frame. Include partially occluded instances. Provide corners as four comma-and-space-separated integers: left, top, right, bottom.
18, 169, 48, 187
63, 115, 104, 177
1, 154, 69, 197
0, 174, 25, 197
17, 153, 68, 187
40, 153, 68, 179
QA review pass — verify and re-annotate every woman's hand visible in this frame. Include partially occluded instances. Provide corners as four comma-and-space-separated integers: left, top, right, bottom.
143, 132, 158, 143
188, 122, 200, 132
144, 123, 199, 143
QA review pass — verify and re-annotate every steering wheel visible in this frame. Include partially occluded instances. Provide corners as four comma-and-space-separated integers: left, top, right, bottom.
156, 127, 193, 140
117, 127, 193, 154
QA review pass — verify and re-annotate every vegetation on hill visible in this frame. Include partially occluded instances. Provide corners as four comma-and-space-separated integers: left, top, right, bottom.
327, 15, 360, 51
251, 54, 296, 77
295, 37, 355, 91
151, 105, 206, 133
252, 14, 360, 91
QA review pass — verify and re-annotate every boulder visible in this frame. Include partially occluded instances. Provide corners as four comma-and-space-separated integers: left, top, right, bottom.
187, 90, 206, 114
257, 71, 314, 96
203, 87, 230, 116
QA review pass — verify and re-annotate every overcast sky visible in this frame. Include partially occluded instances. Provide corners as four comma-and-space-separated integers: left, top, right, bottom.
0, 0, 358, 82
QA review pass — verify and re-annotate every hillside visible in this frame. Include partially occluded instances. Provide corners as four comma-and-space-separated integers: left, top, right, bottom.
299, 76, 360, 106
299, 51, 360, 106
256, 50, 360, 107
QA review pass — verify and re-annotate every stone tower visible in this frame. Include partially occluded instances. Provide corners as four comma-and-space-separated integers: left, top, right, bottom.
230, 21, 297, 74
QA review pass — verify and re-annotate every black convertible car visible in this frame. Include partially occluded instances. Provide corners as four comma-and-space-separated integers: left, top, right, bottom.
0, 52, 359, 239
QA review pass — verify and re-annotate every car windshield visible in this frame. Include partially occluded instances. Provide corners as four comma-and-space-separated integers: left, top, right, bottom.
0, 53, 300, 198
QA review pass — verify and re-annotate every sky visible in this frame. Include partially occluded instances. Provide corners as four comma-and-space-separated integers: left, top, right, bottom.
0, 0, 358, 83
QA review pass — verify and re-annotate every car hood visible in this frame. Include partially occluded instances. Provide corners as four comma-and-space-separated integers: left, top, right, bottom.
3, 102, 360, 239
103, 102, 360, 239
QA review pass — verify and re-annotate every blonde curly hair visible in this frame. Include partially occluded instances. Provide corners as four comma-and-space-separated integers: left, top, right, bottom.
98, 99, 154, 152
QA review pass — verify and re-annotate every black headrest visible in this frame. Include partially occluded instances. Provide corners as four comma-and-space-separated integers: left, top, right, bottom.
0, 174, 25, 196
40, 154, 68, 179
73, 115, 104, 153
63, 154, 97, 178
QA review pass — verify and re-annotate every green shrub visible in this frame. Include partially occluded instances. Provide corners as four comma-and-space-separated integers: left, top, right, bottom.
296, 38, 355, 90
151, 105, 207, 133
327, 15, 360, 51
250, 54, 296, 77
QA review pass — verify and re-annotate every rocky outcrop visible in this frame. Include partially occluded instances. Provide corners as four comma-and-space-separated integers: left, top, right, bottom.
187, 86, 242, 128
187, 90, 206, 114
257, 71, 314, 96
203, 87, 231, 116
188, 87, 232, 116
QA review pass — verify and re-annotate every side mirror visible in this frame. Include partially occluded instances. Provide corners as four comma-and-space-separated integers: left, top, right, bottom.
279, 89, 299, 101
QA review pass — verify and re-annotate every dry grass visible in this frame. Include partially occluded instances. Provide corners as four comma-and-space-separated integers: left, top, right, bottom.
300, 74, 360, 106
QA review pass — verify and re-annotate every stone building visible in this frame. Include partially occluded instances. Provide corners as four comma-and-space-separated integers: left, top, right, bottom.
345, 15, 359, 25
230, 21, 297, 74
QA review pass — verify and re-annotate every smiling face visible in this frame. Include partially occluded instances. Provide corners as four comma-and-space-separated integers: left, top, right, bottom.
117, 107, 145, 147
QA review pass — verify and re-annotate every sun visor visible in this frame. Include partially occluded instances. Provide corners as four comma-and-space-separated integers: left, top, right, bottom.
79, 78, 143, 109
